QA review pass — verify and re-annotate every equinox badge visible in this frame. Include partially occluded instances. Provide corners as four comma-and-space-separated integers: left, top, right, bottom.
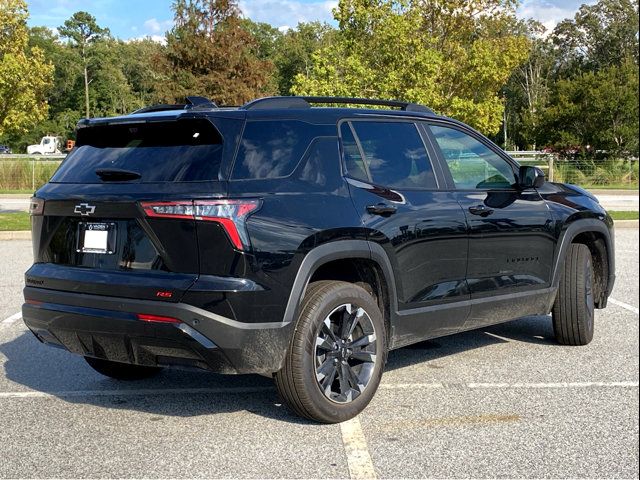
74, 203, 96, 216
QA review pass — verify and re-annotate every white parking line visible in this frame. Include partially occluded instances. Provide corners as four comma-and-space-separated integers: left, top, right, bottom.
467, 381, 639, 389
340, 416, 377, 480
1, 312, 21, 327
380, 381, 639, 390
1, 381, 635, 400
0, 386, 274, 399
609, 298, 640, 315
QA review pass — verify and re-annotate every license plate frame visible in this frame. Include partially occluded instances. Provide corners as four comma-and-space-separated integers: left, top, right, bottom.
76, 222, 117, 255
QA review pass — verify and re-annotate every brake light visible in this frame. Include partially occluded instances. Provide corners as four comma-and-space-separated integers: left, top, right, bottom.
137, 313, 181, 324
140, 199, 261, 250
29, 198, 44, 216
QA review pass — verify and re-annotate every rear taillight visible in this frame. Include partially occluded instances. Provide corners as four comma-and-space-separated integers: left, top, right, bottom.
140, 199, 261, 250
29, 197, 44, 216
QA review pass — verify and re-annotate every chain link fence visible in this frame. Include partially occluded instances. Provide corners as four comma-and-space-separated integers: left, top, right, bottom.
1, 153, 638, 193
507, 152, 638, 189
0, 155, 64, 192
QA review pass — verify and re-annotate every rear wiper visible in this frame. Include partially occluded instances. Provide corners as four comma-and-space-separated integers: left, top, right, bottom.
95, 169, 142, 181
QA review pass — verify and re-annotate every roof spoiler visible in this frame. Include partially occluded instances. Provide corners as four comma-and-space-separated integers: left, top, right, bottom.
129, 96, 218, 115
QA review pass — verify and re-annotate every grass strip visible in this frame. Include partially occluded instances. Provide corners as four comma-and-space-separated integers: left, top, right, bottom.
0, 212, 30, 231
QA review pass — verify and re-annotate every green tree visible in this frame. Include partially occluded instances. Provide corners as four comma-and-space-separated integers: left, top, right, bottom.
541, 61, 639, 155
0, 0, 53, 138
293, 0, 529, 135
89, 39, 138, 117
274, 22, 335, 95
29, 26, 83, 117
552, 0, 639, 73
58, 11, 110, 118
503, 21, 555, 149
118, 38, 170, 108
240, 19, 283, 60
163, 0, 274, 105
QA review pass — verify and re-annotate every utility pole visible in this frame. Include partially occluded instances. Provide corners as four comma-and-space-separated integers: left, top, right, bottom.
503, 100, 508, 150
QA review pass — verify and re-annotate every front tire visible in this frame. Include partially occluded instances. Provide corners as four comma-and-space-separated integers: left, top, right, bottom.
84, 357, 163, 380
275, 281, 387, 423
552, 243, 595, 346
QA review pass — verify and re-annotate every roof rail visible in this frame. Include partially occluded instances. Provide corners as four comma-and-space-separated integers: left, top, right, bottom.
241, 96, 434, 114
241, 97, 311, 110
131, 96, 218, 115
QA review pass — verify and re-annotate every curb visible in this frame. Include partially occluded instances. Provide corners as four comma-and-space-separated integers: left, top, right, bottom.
0, 194, 32, 199
614, 220, 638, 229
591, 189, 639, 197
0, 231, 31, 240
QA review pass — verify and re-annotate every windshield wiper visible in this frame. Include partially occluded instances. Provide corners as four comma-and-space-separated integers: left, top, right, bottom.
95, 169, 142, 181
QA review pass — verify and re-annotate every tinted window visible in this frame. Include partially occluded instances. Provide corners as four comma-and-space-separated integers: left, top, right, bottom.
233, 121, 332, 180
350, 121, 436, 189
430, 125, 516, 190
51, 119, 224, 183
340, 123, 368, 181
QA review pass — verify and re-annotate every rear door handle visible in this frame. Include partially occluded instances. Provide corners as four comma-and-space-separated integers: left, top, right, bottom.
366, 203, 397, 216
468, 205, 494, 217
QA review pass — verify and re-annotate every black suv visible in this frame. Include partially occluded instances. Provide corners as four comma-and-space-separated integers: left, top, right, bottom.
23, 96, 615, 423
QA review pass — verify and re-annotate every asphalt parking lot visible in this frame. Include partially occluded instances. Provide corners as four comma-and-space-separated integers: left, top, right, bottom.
0, 229, 638, 479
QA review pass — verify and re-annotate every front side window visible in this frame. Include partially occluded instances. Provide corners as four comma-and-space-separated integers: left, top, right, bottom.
429, 125, 516, 190
341, 121, 436, 189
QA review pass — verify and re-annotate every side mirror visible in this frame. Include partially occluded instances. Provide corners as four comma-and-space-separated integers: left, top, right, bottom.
518, 166, 545, 189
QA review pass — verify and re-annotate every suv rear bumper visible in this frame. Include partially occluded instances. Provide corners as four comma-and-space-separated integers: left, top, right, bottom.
22, 287, 293, 375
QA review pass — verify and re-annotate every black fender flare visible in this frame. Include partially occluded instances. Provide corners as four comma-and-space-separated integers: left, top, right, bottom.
282, 240, 399, 325
550, 218, 615, 302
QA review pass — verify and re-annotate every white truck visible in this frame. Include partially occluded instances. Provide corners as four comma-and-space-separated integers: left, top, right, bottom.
27, 136, 63, 155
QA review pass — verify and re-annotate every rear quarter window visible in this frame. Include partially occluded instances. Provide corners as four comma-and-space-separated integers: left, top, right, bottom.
232, 120, 334, 180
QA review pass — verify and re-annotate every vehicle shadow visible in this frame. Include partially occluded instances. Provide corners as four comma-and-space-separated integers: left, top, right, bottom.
0, 314, 556, 422
0, 331, 303, 423
386, 314, 557, 372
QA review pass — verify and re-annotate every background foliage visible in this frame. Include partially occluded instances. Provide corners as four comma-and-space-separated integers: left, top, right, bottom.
0, 0, 637, 160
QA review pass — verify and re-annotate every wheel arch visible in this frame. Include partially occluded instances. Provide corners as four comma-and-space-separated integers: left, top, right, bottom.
552, 218, 615, 309
282, 241, 399, 336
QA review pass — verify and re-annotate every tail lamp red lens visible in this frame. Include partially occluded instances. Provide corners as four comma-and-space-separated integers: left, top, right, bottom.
140, 199, 261, 250
137, 313, 181, 324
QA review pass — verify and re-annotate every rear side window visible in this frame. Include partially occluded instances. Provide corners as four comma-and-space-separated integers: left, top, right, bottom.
232, 121, 333, 180
51, 119, 224, 183
342, 121, 437, 189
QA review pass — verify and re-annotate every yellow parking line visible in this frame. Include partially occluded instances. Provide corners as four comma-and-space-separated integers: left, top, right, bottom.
340, 416, 377, 480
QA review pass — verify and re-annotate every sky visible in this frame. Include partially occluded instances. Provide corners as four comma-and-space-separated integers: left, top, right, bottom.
25, 0, 595, 40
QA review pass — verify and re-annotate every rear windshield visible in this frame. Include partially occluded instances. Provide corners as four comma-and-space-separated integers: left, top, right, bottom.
51, 119, 224, 183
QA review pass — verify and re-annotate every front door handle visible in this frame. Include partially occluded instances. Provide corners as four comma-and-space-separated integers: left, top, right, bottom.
366, 203, 397, 216
468, 205, 494, 217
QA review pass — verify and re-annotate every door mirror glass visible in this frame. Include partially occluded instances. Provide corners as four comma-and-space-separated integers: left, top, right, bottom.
518, 166, 546, 189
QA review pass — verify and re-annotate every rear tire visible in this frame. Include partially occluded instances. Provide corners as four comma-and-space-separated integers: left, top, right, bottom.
84, 357, 163, 380
552, 243, 595, 346
275, 281, 387, 423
